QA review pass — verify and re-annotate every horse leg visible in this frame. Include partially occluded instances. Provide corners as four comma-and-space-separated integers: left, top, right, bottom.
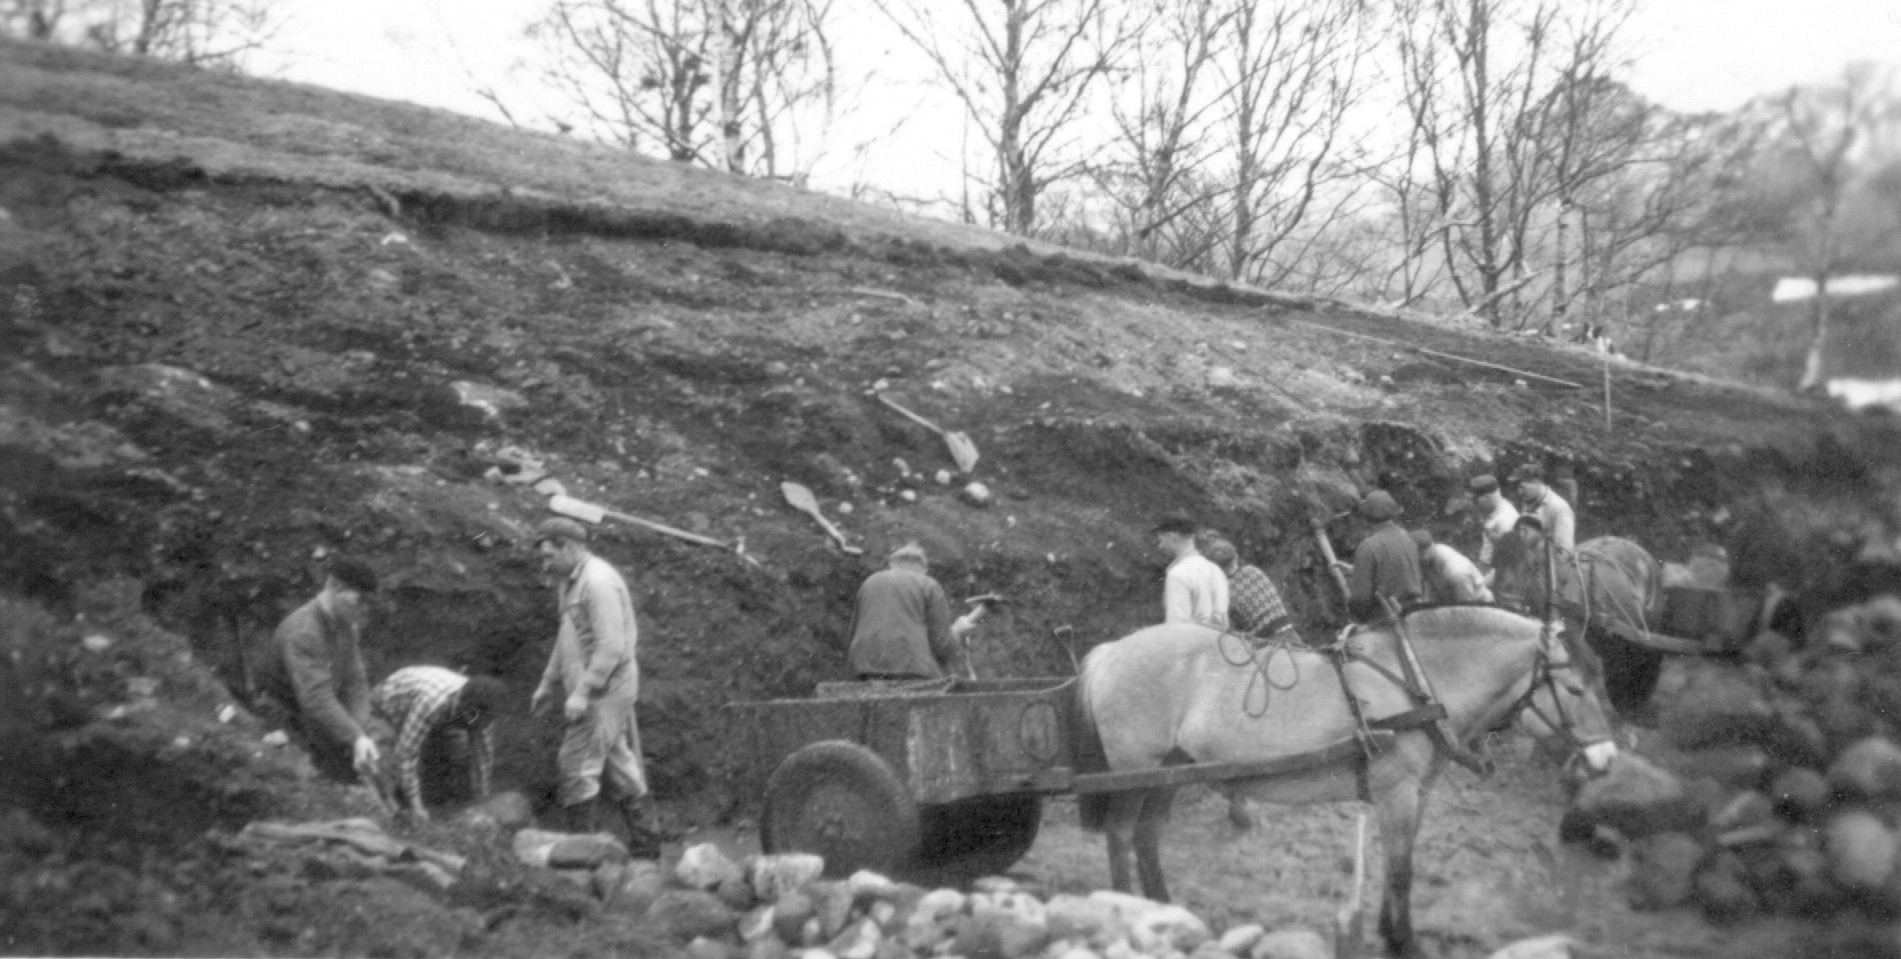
1102, 790, 1144, 893
1375, 779, 1427, 959
1132, 786, 1178, 902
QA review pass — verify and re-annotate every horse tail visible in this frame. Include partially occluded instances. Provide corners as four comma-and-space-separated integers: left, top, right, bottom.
1071, 669, 1113, 833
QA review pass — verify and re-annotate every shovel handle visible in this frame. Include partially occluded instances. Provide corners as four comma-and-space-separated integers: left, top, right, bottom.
809, 512, 865, 555
601, 508, 731, 550
877, 394, 945, 435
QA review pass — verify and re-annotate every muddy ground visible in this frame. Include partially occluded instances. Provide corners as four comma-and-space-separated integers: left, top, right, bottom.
5, 39, 1901, 958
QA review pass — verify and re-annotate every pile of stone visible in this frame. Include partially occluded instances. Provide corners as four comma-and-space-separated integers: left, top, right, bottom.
513, 834, 1341, 959
1568, 595, 1901, 921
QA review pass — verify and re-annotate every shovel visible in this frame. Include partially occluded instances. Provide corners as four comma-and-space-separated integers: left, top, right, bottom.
779, 481, 864, 555
877, 394, 980, 474
549, 494, 758, 566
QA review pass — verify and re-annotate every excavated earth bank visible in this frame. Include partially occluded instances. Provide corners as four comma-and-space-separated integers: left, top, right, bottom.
5, 39, 1901, 958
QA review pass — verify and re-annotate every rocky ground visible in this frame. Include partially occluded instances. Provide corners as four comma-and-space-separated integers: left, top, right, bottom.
7, 38, 1901, 958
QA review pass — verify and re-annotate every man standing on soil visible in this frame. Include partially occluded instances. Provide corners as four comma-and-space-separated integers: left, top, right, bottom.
1467, 474, 1520, 578
529, 518, 658, 850
1340, 491, 1422, 622
253, 559, 382, 781
369, 666, 508, 821
847, 543, 964, 679
1512, 464, 1576, 553
1156, 514, 1228, 629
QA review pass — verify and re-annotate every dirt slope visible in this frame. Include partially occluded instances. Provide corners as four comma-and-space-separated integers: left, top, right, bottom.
5, 38, 1901, 957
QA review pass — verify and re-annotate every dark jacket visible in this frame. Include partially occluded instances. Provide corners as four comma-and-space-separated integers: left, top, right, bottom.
1347, 521, 1423, 621
255, 596, 371, 747
847, 566, 955, 678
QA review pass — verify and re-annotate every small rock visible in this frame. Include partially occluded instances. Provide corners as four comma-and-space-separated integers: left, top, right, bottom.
969, 890, 1049, 957
899, 490, 917, 503
751, 853, 826, 902
594, 861, 628, 900
646, 889, 740, 941
738, 905, 776, 942
1828, 737, 1901, 801
547, 833, 630, 869
828, 918, 882, 959
1128, 904, 1210, 954
1045, 894, 1119, 946
81, 634, 113, 653
811, 880, 856, 939
1249, 926, 1329, 959
676, 842, 747, 890
718, 874, 757, 911
844, 870, 902, 904
1207, 367, 1238, 388
773, 891, 815, 943
960, 482, 993, 507
1711, 791, 1777, 833
1827, 809, 1898, 891
1626, 832, 1706, 910
766, 361, 791, 376
1675, 746, 1772, 792
1483, 935, 1581, 959
837, 502, 854, 515
935, 470, 953, 486
745, 939, 790, 959
262, 730, 290, 747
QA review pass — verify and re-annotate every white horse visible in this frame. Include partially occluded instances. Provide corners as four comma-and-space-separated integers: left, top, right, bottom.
1077, 606, 1618, 959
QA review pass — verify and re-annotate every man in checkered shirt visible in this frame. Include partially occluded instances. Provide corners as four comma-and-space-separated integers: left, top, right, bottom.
1200, 536, 1293, 638
370, 665, 509, 821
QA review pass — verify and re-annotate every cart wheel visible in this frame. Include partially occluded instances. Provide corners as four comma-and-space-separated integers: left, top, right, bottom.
917, 793, 1043, 883
762, 741, 920, 878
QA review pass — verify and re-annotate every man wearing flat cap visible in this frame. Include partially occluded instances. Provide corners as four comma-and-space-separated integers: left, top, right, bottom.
1467, 474, 1520, 578
1155, 513, 1229, 629
1511, 463, 1575, 553
253, 557, 382, 781
1341, 490, 1422, 622
847, 542, 964, 679
530, 517, 658, 851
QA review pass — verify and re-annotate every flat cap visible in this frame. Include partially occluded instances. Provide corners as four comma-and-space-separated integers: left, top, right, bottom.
1357, 490, 1402, 521
1152, 513, 1197, 535
1467, 474, 1499, 495
328, 558, 378, 594
536, 516, 589, 544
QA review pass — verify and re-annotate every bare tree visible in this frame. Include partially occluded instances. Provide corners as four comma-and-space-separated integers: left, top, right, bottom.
532, 0, 835, 176
1389, 0, 1643, 326
4, 0, 277, 68
1779, 63, 1899, 391
874, 0, 1144, 236
1219, 0, 1371, 287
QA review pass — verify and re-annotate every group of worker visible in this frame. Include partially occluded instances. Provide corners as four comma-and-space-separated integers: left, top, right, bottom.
249, 517, 662, 853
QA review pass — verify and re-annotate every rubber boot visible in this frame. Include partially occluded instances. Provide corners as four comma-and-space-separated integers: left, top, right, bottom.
564, 797, 599, 834
618, 799, 661, 859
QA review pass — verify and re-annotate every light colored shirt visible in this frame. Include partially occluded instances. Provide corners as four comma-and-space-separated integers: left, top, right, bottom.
538, 553, 640, 704
1477, 495, 1521, 567
1164, 552, 1229, 629
1525, 485, 1577, 552
1423, 543, 1493, 603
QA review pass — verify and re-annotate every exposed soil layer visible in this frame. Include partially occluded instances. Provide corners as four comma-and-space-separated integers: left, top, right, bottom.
5, 38, 1901, 958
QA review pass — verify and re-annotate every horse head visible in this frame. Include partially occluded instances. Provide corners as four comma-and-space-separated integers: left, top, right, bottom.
1510, 617, 1618, 776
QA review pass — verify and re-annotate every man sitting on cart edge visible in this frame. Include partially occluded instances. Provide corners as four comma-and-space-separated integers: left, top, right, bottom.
847, 542, 979, 680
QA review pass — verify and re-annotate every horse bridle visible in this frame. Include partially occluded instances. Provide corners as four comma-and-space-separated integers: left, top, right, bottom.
1501, 622, 1614, 776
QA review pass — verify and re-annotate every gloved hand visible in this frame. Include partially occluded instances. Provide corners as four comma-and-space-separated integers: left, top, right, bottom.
564, 692, 589, 723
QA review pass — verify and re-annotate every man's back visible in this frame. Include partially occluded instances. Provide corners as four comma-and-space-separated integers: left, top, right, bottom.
1164, 553, 1229, 629
1349, 522, 1423, 618
848, 567, 954, 678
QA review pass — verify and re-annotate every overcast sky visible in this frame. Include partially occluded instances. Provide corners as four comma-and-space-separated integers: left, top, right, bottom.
254, 0, 1901, 199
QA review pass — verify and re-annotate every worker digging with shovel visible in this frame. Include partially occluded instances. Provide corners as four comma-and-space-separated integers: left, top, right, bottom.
845, 543, 990, 682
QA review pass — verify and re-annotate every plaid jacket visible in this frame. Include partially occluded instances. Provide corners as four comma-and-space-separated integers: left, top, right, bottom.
370, 665, 493, 810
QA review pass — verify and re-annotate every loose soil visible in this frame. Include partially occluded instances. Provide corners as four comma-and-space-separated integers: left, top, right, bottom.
5, 38, 1901, 958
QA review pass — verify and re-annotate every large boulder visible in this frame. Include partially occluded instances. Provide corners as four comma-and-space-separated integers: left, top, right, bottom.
646, 889, 741, 941
1693, 851, 1760, 922
1565, 752, 1704, 838
1626, 832, 1706, 910
1829, 737, 1901, 801
1769, 767, 1831, 822
749, 853, 826, 902
1249, 926, 1330, 959
675, 842, 747, 891
1827, 809, 1898, 892
1659, 661, 1775, 749
512, 829, 629, 870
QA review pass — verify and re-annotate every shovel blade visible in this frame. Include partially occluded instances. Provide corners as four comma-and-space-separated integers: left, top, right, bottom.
946, 433, 980, 474
548, 494, 606, 525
